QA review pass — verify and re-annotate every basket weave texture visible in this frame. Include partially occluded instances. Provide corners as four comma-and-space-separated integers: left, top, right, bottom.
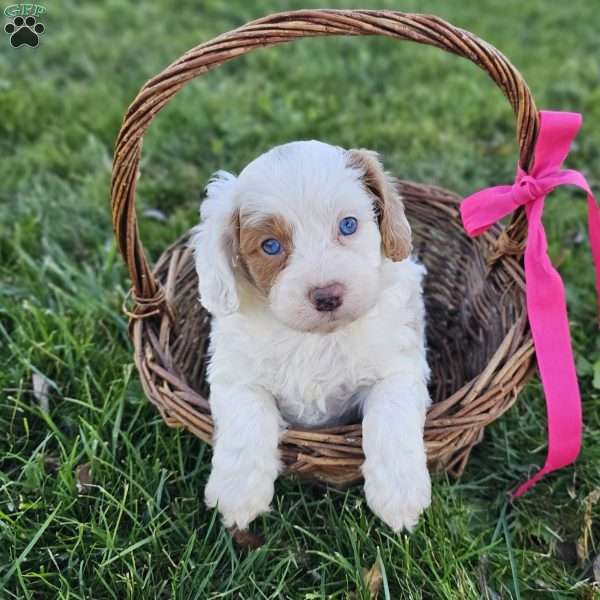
111, 10, 538, 486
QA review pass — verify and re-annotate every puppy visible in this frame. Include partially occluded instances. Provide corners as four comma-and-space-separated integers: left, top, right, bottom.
192, 141, 431, 533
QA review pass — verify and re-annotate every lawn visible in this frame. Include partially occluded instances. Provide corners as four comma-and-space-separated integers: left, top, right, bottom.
1, 0, 600, 598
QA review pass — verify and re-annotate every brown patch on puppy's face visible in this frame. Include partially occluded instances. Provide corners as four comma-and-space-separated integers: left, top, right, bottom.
238, 213, 293, 295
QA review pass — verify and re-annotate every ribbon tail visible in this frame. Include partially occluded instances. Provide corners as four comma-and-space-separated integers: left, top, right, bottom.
511, 198, 582, 498
549, 168, 600, 323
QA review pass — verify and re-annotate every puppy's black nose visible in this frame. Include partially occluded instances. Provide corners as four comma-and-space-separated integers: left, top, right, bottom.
309, 283, 344, 312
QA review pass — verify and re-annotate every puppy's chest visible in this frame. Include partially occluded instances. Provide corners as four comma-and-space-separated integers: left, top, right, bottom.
250, 329, 382, 427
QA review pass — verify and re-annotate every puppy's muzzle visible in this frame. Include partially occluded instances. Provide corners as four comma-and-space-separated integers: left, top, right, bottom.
309, 283, 345, 312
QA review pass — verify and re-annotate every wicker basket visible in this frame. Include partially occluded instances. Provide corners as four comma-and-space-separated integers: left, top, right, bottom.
111, 10, 538, 487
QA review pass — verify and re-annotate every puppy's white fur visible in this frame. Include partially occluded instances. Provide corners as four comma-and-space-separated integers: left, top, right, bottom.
192, 141, 431, 532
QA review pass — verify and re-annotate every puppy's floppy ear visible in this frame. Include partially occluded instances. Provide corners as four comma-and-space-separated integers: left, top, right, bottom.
347, 149, 412, 261
191, 171, 240, 316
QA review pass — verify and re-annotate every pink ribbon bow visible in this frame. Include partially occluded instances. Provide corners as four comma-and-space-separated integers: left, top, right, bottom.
461, 110, 600, 497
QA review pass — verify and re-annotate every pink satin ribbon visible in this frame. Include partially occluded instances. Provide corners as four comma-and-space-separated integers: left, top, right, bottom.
461, 111, 600, 498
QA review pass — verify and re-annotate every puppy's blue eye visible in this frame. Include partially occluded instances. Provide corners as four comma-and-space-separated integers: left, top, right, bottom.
339, 216, 358, 236
261, 238, 282, 255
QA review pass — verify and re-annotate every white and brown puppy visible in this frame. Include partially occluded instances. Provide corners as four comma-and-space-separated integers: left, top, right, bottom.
192, 141, 431, 533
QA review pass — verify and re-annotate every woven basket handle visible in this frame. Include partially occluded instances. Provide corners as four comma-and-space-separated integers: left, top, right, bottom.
111, 9, 539, 306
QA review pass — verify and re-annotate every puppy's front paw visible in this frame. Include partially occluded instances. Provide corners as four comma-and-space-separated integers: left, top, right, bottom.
205, 467, 275, 531
363, 459, 431, 533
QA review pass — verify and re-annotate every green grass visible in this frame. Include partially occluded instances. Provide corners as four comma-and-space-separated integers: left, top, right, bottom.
1, 0, 600, 597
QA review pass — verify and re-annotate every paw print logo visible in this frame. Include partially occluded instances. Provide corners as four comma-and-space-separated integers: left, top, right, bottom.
4, 15, 45, 47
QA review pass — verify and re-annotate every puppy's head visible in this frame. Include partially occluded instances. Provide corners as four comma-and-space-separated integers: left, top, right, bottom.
192, 141, 411, 332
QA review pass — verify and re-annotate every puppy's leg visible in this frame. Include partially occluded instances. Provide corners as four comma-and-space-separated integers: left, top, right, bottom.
361, 376, 431, 532
205, 384, 283, 530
